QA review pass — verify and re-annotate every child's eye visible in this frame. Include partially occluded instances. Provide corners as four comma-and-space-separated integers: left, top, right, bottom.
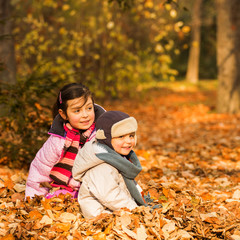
130, 134, 135, 138
88, 106, 93, 110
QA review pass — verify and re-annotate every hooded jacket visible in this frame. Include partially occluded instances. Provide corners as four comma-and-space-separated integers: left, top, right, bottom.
72, 140, 140, 219
25, 104, 105, 198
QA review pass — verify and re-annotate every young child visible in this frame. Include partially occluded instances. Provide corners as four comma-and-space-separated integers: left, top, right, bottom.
72, 111, 147, 219
25, 83, 105, 199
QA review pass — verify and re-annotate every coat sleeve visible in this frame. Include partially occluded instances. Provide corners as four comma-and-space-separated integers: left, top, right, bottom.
85, 163, 138, 214
25, 135, 64, 198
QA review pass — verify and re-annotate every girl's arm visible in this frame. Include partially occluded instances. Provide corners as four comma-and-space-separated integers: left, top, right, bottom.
25, 135, 64, 198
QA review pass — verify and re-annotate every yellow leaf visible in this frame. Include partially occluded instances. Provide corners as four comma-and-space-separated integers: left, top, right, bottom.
155, 44, 163, 53
170, 9, 177, 18
182, 26, 191, 33
107, 21, 114, 29
76, 48, 84, 57
62, 4, 70, 11
59, 27, 67, 35
70, 10, 76, 16
165, 3, 171, 10
145, 0, 153, 8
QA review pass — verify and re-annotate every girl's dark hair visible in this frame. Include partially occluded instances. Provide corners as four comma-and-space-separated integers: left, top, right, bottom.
52, 83, 94, 119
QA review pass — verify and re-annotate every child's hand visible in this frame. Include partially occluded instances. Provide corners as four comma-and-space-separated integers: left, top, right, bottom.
69, 177, 81, 190
144, 192, 162, 209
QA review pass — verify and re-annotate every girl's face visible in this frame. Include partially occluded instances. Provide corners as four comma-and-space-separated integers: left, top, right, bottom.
59, 96, 95, 130
111, 132, 136, 156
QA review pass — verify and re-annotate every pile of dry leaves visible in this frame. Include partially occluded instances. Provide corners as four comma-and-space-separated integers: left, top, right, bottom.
1, 87, 240, 239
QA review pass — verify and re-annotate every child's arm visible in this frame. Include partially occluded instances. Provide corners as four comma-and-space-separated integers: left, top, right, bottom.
25, 135, 64, 198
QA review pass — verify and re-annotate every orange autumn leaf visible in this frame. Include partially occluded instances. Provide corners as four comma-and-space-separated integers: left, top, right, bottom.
0, 156, 8, 164
0, 234, 15, 240
53, 222, 71, 232
162, 188, 169, 198
148, 188, 160, 199
29, 210, 43, 220
0, 188, 5, 195
4, 178, 14, 189
135, 149, 150, 160
131, 215, 140, 228
72, 230, 83, 239
35, 102, 42, 110
159, 218, 167, 228
203, 217, 221, 225
200, 192, 214, 201
86, 229, 94, 236
104, 222, 113, 235
93, 232, 107, 240
41, 199, 52, 210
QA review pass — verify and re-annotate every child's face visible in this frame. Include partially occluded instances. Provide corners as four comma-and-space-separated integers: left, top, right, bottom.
60, 96, 95, 130
111, 132, 136, 156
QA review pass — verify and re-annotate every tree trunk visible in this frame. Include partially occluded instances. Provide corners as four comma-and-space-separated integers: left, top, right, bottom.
0, 0, 16, 85
216, 0, 240, 113
186, 0, 202, 84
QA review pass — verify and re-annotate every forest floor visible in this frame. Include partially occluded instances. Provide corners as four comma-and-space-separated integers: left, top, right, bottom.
1, 82, 240, 239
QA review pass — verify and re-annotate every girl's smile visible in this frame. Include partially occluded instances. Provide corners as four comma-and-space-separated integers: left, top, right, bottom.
59, 96, 95, 130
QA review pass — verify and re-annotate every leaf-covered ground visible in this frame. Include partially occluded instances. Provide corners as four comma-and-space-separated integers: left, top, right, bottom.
1, 86, 240, 240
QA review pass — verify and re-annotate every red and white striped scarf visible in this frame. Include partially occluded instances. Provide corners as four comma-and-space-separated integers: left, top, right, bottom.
49, 122, 95, 191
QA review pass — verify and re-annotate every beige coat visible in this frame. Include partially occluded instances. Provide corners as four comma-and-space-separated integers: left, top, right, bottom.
72, 140, 138, 219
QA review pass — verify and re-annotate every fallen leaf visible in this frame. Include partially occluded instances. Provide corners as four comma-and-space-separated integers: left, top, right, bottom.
232, 189, 240, 199
40, 215, 53, 225
29, 210, 43, 220
136, 225, 148, 240
122, 225, 137, 239
58, 212, 76, 223
0, 234, 15, 240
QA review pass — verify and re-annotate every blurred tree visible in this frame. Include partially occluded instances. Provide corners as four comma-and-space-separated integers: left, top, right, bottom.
216, 0, 240, 113
13, 0, 181, 99
0, 0, 16, 85
0, 0, 16, 116
199, 0, 217, 79
170, 0, 216, 80
186, 0, 202, 84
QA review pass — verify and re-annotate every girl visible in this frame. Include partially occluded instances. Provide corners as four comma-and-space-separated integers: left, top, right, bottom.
25, 83, 105, 199
72, 111, 147, 219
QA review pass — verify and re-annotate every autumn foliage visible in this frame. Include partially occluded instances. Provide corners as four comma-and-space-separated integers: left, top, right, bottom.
0, 85, 240, 239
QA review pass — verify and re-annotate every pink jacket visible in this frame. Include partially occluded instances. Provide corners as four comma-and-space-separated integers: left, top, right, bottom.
25, 132, 96, 198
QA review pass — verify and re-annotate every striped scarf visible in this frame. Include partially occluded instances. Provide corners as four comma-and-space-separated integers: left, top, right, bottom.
49, 122, 95, 191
